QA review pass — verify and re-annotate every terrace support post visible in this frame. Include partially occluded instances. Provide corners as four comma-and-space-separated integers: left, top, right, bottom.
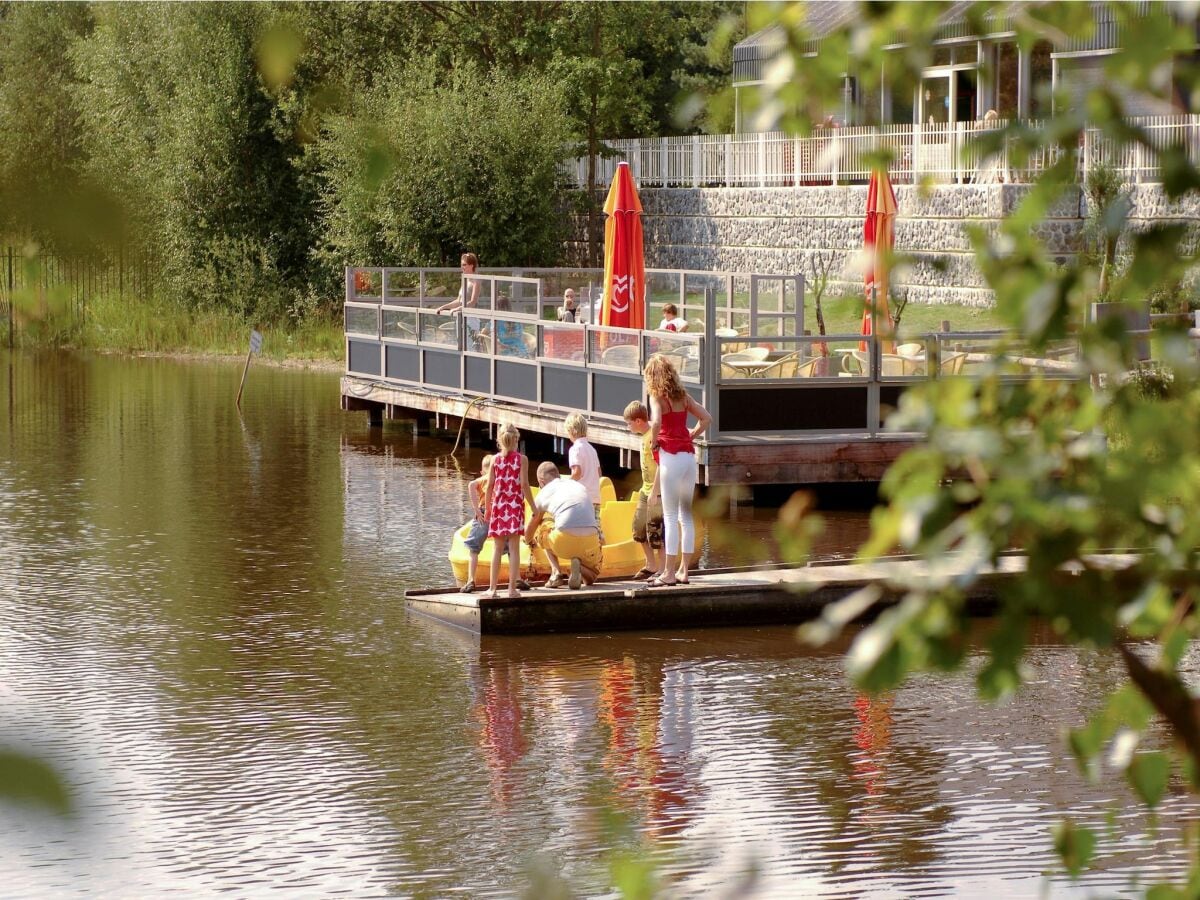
868, 285, 880, 434
795, 273, 806, 338
704, 285, 720, 443
7, 246, 12, 350
1017, 45, 1031, 119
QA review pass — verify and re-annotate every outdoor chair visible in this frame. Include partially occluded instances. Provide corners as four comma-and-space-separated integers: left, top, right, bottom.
843, 349, 868, 375
795, 356, 825, 378
880, 353, 908, 376
721, 346, 771, 379
939, 351, 967, 375
600, 343, 640, 369
757, 351, 801, 379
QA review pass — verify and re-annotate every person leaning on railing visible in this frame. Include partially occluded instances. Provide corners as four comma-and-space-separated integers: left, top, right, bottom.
436, 252, 481, 314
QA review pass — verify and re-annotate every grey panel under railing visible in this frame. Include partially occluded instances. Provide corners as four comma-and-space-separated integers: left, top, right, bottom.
593, 371, 643, 418
385, 344, 419, 382
495, 360, 538, 403
348, 340, 382, 377
541, 365, 588, 410
423, 349, 461, 390
465, 356, 491, 395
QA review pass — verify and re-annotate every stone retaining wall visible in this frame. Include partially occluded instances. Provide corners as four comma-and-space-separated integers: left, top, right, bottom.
564, 183, 1200, 307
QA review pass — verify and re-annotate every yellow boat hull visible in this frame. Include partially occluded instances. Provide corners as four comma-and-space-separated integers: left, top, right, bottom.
448, 495, 703, 587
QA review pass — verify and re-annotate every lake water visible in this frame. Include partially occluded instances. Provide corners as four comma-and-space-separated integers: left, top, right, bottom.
1, 351, 1195, 896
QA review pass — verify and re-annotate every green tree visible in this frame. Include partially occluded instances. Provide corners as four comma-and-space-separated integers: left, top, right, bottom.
71, 3, 315, 321
0, 2, 97, 248
743, 1, 1200, 892
316, 61, 573, 268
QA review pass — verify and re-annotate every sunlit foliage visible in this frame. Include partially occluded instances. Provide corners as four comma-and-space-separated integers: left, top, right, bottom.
738, 1, 1200, 891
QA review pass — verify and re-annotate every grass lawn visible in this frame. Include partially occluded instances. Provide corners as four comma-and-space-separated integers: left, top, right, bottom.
816, 292, 1007, 337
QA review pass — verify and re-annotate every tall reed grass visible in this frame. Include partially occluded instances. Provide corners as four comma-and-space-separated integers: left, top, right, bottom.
4, 290, 343, 362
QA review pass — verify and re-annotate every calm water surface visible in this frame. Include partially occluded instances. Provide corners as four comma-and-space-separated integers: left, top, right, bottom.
1, 351, 1195, 897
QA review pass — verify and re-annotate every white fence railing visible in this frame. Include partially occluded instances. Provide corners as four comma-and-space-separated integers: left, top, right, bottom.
563, 115, 1200, 189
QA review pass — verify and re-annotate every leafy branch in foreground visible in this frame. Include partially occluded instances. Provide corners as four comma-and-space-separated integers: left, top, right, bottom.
743, 1, 1200, 891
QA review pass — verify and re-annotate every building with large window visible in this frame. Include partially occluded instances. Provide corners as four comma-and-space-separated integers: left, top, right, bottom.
731, 1, 1185, 132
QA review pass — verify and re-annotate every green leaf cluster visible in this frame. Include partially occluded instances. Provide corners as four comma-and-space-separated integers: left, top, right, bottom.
743, 2, 1200, 892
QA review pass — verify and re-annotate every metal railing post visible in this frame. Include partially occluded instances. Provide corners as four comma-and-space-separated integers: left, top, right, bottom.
693, 135, 701, 187
704, 284, 719, 442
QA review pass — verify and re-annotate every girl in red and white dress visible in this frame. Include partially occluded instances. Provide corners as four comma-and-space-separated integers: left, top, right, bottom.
484, 423, 534, 598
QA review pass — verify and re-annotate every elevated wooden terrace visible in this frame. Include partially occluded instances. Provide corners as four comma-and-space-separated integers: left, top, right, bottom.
340, 266, 1079, 486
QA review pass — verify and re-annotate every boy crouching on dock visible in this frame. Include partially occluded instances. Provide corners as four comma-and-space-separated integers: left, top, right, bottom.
623, 401, 663, 580
525, 462, 602, 590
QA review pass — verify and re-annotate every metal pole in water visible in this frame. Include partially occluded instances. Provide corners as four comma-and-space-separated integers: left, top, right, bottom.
7, 246, 13, 351
236, 328, 262, 411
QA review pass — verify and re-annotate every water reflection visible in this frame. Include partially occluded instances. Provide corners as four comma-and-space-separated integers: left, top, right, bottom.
0, 351, 1196, 897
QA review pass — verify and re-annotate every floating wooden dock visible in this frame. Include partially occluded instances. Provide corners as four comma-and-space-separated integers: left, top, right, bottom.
403, 556, 1039, 635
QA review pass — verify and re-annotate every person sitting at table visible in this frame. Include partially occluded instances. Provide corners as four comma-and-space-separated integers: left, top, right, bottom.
557, 289, 579, 323
487, 295, 529, 358
658, 304, 689, 333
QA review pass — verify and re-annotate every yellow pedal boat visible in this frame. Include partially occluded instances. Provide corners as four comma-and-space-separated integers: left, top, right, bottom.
448, 477, 703, 587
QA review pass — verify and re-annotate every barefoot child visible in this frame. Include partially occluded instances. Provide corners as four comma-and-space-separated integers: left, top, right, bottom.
484, 424, 534, 598
564, 412, 602, 517
623, 401, 663, 580
460, 454, 494, 593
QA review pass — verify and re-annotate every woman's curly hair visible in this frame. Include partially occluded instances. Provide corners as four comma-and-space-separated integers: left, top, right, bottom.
643, 354, 686, 402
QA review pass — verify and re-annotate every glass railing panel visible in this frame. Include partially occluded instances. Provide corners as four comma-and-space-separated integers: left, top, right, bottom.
424, 271, 462, 306
540, 323, 586, 363
717, 334, 868, 381
484, 318, 538, 360
382, 307, 418, 341
588, 328, 641, 370
384, 269, 420, 301
349, 268, 382, 301
345, 304, 379, 337
419, 310, 460, 347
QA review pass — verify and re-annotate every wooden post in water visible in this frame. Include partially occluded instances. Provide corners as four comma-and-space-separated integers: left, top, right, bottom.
7, 246, 13, 350
236, 328, 262, 411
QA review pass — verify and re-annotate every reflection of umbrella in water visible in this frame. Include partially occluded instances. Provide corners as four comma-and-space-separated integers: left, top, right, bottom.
860, 166, 897, 353
600, 161, 646, 332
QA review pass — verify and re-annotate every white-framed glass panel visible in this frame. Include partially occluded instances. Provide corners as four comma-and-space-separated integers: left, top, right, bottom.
382, 307, 418, 341
345, 304, 379, 337
540, 323, 586, 363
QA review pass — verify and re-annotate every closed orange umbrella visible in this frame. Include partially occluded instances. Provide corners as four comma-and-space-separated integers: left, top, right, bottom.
600, 162, 646, 331
860, 167, 897, 353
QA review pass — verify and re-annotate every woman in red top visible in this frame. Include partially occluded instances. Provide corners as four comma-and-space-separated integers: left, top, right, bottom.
485, 423, 534, 598
644, 355, 711, 587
